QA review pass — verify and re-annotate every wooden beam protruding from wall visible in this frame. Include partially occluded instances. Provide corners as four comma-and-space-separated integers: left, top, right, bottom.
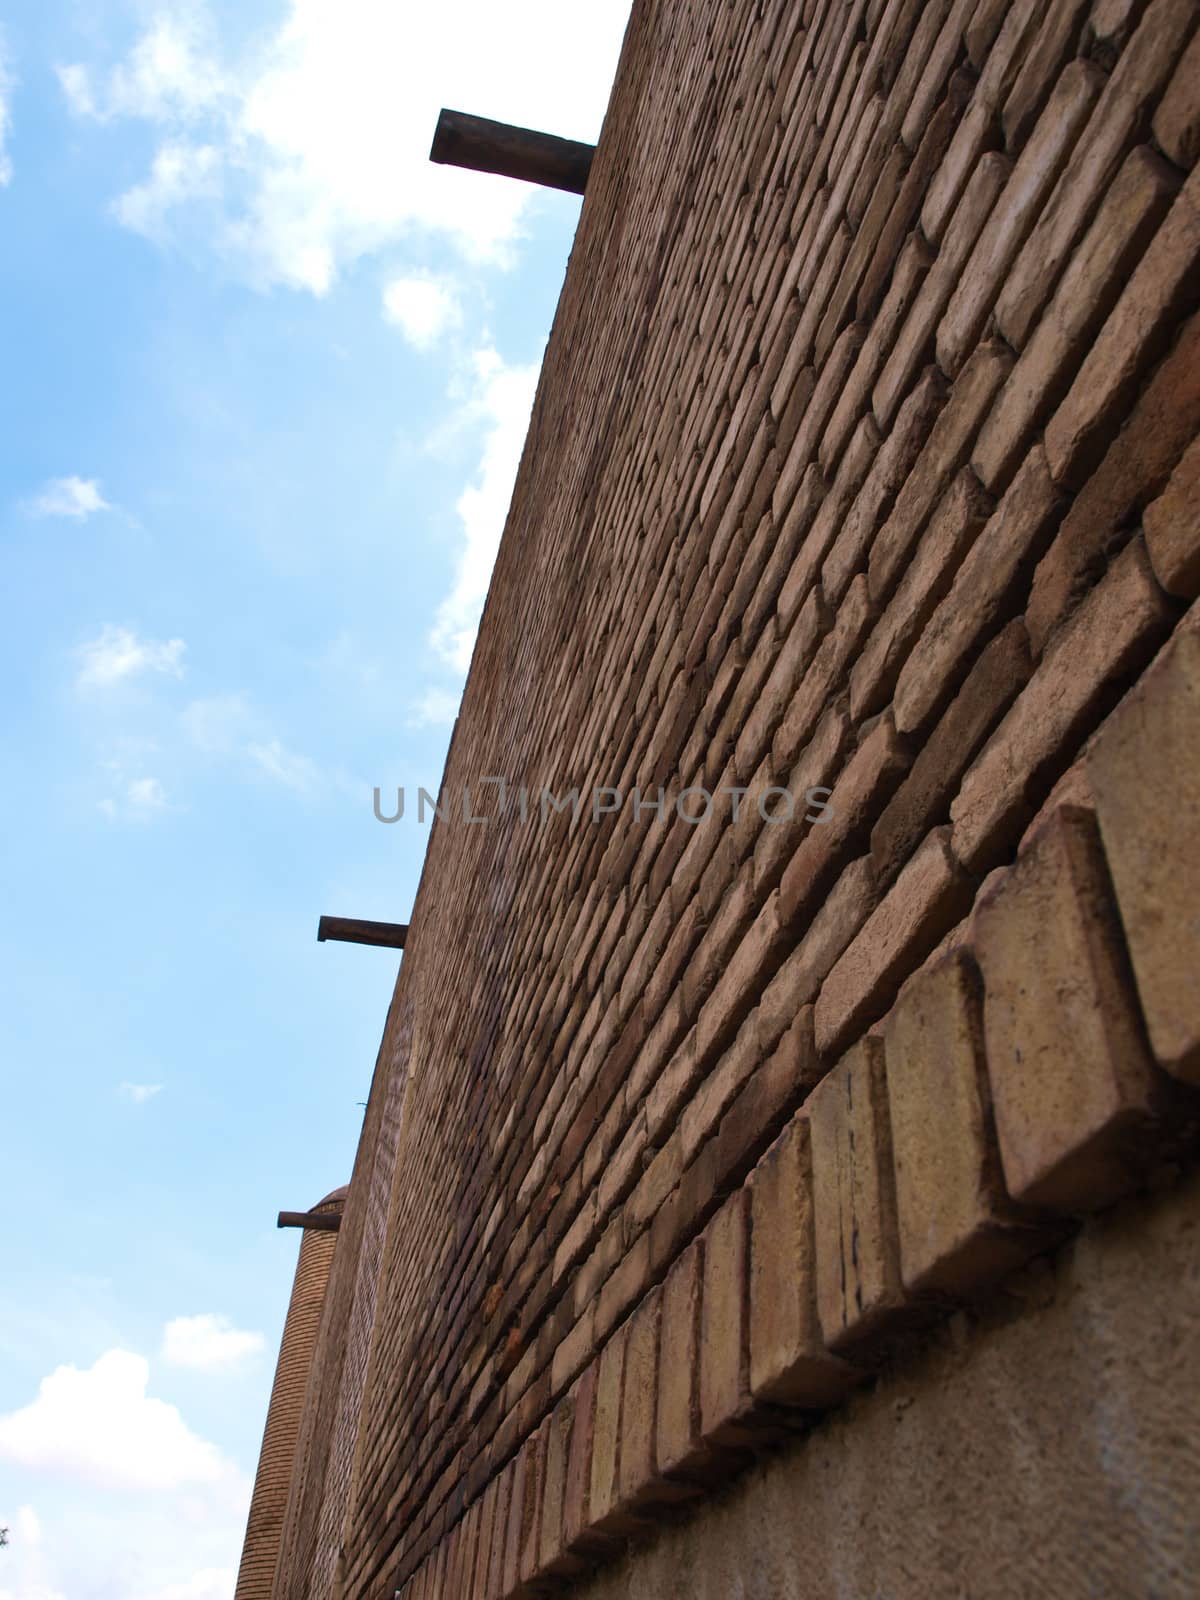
430, 108, 594, 195
317, 916, 408, 949
277, 1210, 342, 1233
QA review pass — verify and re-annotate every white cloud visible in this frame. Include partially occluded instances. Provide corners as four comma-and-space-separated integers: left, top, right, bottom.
162, 1315, 264, 1374
383, 275, 460, 349
119, 1082, 164, 1104
0, 37, 13, 189
58, 0, 631, 293
30, 476, 112, 520
431, 347, 538, 673
247, 737, 320, 792
406, 685, 462, 728
0, 1351, 244, 1496
77, 626, 186, 690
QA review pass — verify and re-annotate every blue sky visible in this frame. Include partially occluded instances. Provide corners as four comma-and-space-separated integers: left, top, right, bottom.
0, 2, 630, 1594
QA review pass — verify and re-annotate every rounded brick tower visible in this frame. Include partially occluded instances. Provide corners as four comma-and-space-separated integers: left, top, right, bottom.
234, 1185, 347, 1599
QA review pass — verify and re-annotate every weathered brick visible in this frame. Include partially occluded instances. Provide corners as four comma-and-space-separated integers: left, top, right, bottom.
894, 448, 1062, 737
1153, 26, 1200, 167
733, 584, 829, 782
974, 809, 1164, 1209
870, 340, 1012, 605
655, 1240, 717, 1481
1045, 164, 1200, 489
808, 1037, 905, 1351
886, 950, 1045, 1297
589, 1320, 643, 1536
562, 1363, 608, 1555
698, 1189, 758, 1447
996, 0, 1200, 348
1088, 626, 1200, 1083
973, 145, 1180, 495
617, 1285, 696, 1509
872, 620, 1032, 884
850, 467, 994, 721
1026, 311, 1200, 653
951, 538, 1173, 873
780, 712, 910, 930
938, 60, 1105, 380
1000, 0, 1093, 151
815, 826, 973, 1058
872, 153, 1011, 430
537, 1390, 583, 1578
773, 575, 875, 770
1144, 437, 1200, 599
749, 1115, 854, 1405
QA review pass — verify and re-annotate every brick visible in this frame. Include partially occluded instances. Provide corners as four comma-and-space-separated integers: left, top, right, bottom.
815, 826, 973, 1058
733, 583, 829, 782
562, 1363, 609, 1554
618, 1285, 696, 1509
485, 1462, 513, 1599
655, 1241, 717, 1481
1153, 27, 1200, 167
772, 575, 875, 770
895, 447, 1062, 736
951, 538, 1173, 873
872, 153, 1010, 430
780, 712, 910, 929
807, 1037, 905, 1351
748, 1116, 853, 1405
999, 0, 1199, 349
518, 1422, 547, 1587
771, 855, 880, 1017
1000, 0, 1093, 151
851, 467, 994, 721
820, 366, 947, 607
500, 1443, 528, 1597
869, 340, 1012, 605
974, 146, 1179, 495
974, 809, 1164, 1209
697, 1189, 758, 1446
472, 1477, 500, 1600
938, 60, 1105, 380
537, 1391, 583, 1578
1045, 164, 1200, 489
1088, 626, 1200, 1083
1026, 311, 1200, 652
872, 620, 1032, 884
589, 1320, 643, 1536
1145, 437, 1200, 598
885, 950, 1045, 1298
772, 324, 866, 521
711, 1010, 824, 1195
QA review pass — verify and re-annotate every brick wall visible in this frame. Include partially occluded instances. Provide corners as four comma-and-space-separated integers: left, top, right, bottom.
253, 0, 1200, 1595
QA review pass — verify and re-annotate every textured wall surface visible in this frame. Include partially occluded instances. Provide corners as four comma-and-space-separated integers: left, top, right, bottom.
234, 1188, 345, 1599
246, 0, 1200, 1595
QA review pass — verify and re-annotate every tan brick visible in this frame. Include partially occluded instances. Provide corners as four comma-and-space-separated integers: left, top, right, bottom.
537, 1390, 583, 1578
996, 0, 1199, 348
473, 1477, 501, 1600
815, 826, 973, 1058
772, 854, 880, 1013
1153, 27, 1200, 168
485, 1461, 513, 1598
562, 1363, 609, 1555
973, 145, 1180, 495
938, 60, 1105, 380
655, 1240, 716, 1480
951, 538, 1173, 872
777, 418, 879, 628
749, 1115, 853, 1405
886, 950, 1045, 1298
698, 1189, 759, 1446
1025, 311, 1200, 653
733, 584, 829, 783
872, 153, 1010, 430
894, 448, 1062, 737
974, 809, 1164, 1209
1045, 165, 1200, 488
589, 1320, 643, 1536
870, 340, 1012, 605
872, 620, 1032, 885
500, 1443, 528, 1597
772, 323, 866, 521
1145, 436, 1200, 599
821, 366, 947, 607
851, 467, 993, 722
808, 1037, 905, 1351
1088, 626, 1200, 1083
617, 1284, 695, 1509
773, 575, 875, 770
518, 1422, 547, 1587
780, 712, 909, 930
1000, 0, 1093, 151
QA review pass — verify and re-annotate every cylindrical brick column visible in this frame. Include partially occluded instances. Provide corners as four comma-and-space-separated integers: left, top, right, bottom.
235, 1186, 347, 1600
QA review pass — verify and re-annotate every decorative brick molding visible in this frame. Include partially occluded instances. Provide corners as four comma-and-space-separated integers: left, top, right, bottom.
247, 0, 1200, 1594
